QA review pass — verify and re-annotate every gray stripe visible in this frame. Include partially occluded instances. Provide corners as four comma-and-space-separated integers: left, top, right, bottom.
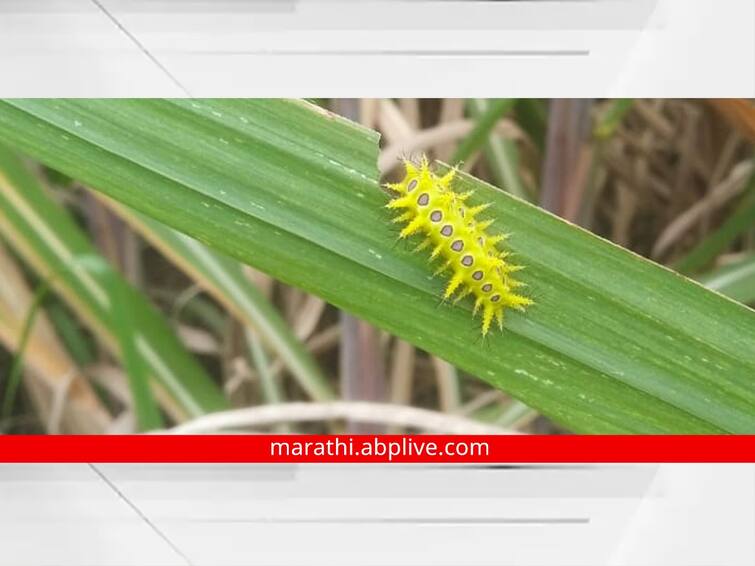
168, 517, 590, 525
88, 464, 195, 566
88, 0, 192, 96
163, 49, 590, 57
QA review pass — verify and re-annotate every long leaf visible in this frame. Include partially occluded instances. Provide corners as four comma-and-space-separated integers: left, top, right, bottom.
699, 255, 755, 305
100, 197, 335, 401
674, 169, 755, 274
0, 244, 111, 433
0, 99, 752, 433
0, 145, 227, 419
1, 279, 51, 420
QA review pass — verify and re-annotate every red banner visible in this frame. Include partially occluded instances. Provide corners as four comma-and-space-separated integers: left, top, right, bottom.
0, 435, 753, 463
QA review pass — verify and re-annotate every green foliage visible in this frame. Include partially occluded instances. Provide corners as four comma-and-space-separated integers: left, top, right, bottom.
0, 99, 752, 433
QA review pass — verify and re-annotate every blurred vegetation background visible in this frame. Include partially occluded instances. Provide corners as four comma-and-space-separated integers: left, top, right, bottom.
0, 98, 753, 434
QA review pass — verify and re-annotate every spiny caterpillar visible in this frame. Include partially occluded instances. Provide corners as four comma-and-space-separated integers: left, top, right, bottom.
385, 157, 532, 336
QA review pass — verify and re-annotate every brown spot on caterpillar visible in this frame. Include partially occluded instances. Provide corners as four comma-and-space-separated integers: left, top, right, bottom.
407, 179, 418, 192
417, 193, 430, 206
481, 283, 493, 293
440, 225, 453, 237
430, 210, 442, 222
451, 240, 464, 252
461, 255, 474, 267
472, 270, 483, 280
491, 294, 501, 303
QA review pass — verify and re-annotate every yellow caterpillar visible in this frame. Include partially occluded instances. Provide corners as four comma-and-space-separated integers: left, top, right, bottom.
386, 157, 532, 335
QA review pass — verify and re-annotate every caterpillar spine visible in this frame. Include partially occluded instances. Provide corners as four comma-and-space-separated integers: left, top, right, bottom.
386, 157, 532, 335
